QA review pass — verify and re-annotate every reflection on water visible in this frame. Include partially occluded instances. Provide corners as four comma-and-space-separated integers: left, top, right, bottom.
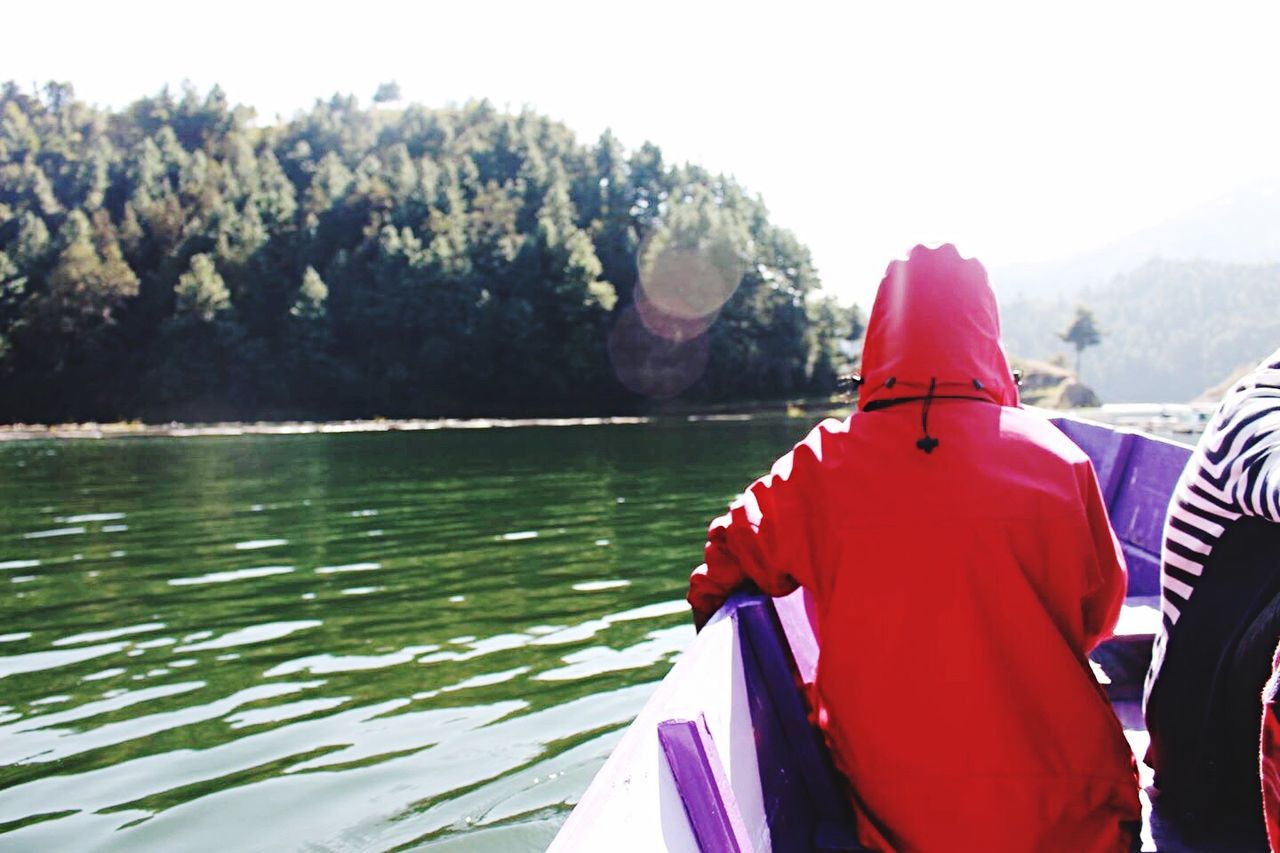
0, 420, 803, 850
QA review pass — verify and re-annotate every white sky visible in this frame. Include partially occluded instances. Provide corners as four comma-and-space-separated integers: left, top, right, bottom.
6, 1, 1280, 307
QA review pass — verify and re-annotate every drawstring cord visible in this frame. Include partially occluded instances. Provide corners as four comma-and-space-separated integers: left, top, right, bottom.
863, 375, 995, 454
916, 377, 940, 454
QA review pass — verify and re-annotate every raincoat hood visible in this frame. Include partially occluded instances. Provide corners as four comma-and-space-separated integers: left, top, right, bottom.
859, 244, 1018, 413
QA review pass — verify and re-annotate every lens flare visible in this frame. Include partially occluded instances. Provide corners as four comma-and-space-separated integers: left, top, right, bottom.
607, 305, 710, 399
634, 228, 746, 341
633, 287, 718, 342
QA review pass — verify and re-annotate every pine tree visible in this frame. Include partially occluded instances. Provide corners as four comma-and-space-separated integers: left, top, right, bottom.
15, 209, 138, 377
175, 253, 230, 322
0, 251, 22, 366
373, 82, 402, 104
1058, 306, 1103, 380
292, 266, 328, 319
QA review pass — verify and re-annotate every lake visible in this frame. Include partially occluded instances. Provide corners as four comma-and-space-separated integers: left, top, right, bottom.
0, 419, 806, 851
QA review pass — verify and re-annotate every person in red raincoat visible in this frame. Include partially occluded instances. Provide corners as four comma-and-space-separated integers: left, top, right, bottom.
688, 244, 1141, 851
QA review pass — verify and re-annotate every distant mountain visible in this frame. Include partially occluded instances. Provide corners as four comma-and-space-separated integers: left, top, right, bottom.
993, 180, 1280, 300
1001, 259, 1280, 403
994, 180, 1280, 403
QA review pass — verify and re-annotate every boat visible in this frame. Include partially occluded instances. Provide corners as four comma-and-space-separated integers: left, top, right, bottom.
549, 414, 1200, 852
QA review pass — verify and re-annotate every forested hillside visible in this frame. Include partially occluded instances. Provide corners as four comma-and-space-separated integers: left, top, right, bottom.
1000, 258, 1280, 402
0, 82, 857, 422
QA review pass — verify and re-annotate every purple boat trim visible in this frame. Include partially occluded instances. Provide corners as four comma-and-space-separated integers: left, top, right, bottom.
1053, 417, 1192, 596
774, 587, 819, 686
658, 714, 751, 852
737, 598, 864, 851
1109, 436, 1191, 596
1053, 417, 1136, 506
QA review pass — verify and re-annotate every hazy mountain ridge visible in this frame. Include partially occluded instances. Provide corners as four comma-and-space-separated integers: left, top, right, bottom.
1001, 258, 1280, 403
993, 180, 1280, 301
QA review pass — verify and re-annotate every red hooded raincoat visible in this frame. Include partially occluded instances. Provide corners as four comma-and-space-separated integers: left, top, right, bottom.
688, 244, 1140, 851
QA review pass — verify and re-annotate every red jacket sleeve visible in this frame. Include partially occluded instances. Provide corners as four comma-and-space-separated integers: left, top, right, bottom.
1261, 640, 1280, 853
687, 419, 841, 625
1077, 459, 1128, 651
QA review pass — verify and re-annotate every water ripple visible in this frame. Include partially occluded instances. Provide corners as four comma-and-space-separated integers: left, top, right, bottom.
265, 646, 440, 677
571, 579, 631, 592
174, 622, 322, 653
0, 642, 131, 680
52, 623, 166, 647
314, 562, 381, 574
168, 566, 294, 586
233, 539, 289, 551
0, 420, 800, 849
22, 527, 85, 539
59, 513, 126, 523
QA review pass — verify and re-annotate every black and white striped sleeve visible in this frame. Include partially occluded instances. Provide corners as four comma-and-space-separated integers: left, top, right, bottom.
1231, 406, 1280, 522
1157, 377, 1279, 626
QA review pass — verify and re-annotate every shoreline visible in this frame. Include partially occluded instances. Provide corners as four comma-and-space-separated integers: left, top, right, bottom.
0, 396, 860, 442
0, 416, 655, 441
0, 401, 1209, 443
0, 410, 848, 442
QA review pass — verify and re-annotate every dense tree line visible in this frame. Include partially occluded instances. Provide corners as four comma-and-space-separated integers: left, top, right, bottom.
1001, 258, 1280, 402
0, 82, 858, 422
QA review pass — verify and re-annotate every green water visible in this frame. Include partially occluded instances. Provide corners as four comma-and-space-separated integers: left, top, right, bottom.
0, 420, 804, 851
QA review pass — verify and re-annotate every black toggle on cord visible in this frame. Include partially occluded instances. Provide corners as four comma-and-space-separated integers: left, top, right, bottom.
916, 377, 940, 454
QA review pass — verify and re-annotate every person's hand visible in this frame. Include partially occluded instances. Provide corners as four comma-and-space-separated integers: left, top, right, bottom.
692, 606, 713, 633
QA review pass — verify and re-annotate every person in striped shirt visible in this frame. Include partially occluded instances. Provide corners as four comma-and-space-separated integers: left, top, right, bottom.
1144, 346, 1280, 844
